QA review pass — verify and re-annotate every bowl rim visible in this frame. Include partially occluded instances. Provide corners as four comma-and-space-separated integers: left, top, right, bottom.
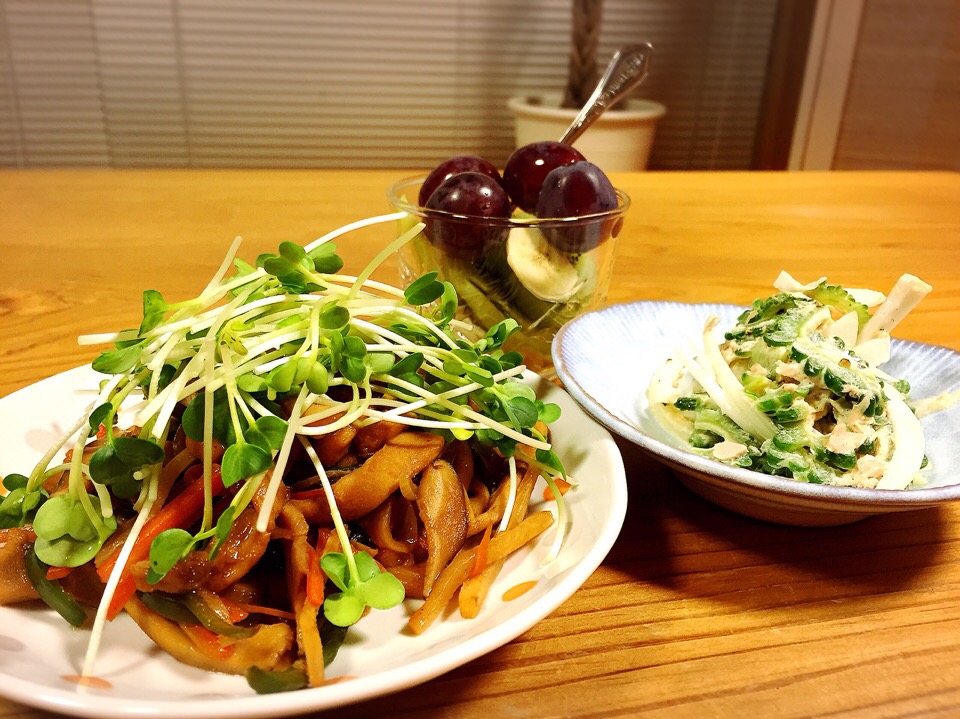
386, 174, 631, 228
553, 299, 960, 508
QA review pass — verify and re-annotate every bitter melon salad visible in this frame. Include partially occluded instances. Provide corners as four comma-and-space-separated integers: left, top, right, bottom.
648, 272, 933, 490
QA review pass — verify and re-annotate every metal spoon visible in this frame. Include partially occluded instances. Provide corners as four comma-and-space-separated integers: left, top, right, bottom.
559, 43, 654, 146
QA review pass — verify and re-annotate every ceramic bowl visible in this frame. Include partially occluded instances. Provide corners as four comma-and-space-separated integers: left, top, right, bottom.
552, 300, 960, 526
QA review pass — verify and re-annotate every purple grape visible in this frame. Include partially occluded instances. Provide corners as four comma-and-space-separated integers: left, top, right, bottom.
424, 172, 512, 255
536, 161, 620, 252
502, 141, 585, 213
419, 155, 502, 208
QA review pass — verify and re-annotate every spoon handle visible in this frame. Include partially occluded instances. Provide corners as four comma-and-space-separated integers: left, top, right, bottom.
559, 43, 654, 146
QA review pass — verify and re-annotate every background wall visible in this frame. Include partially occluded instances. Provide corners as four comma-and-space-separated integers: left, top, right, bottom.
833, 0, 960, 170
0, 0, 777, 170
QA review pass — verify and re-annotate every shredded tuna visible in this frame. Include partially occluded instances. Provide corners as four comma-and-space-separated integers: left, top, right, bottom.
775, 361, 805, 381
712, 441, 749, 461
825, 423, 868, 454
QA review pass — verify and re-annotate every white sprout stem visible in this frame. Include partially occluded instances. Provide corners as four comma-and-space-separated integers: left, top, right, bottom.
201, 341, 217, 532
146, 329, 187, 401
143, 285, 257, 434
140, 350, 200, 435
375, 364, 527, 420
76, 264, 269, 349
78, 331, 135, 347
200, 235, 245, 296
298, 382, 373, 436
239, 390, 283, 420
323, 273, 406, 299
542, 473, 568, 565
347, 222, 425, 300
355, 306, 460, 350
360, 406, 482, 430
381, 375, 551, 451
138, 276, 282, 343
498, 456, 518, 534
181, 347, 290, 397
26, 410, 94, 492
91, 477, 114, 519
304, 211, 407, 253
298, 436, 358, 580
255, 386, 309, 532
82, 496, 156, 679
348, 318, 448, 372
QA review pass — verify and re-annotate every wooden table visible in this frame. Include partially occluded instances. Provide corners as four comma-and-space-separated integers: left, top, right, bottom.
1, 170, 959, 718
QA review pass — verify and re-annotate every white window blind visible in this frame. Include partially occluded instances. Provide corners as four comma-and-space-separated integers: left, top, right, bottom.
0, 0, 777, 169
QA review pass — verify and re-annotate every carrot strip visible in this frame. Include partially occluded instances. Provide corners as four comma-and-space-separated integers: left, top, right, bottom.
231, 602, 297, 622
98, 466, 226, 619
305, 544, 325, 607
469, 524, 492, 579
543, 478, 572, 501
181, 623, 235, 659
45, 565, 73, 581
409, 511, 553, 635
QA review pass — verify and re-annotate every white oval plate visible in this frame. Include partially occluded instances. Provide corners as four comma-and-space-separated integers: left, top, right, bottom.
553, 301, 960, 526
0, 366, 626, 718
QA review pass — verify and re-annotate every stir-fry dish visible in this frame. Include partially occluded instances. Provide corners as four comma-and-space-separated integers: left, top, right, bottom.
0, 215, 571, 693
648, 272, 934, 490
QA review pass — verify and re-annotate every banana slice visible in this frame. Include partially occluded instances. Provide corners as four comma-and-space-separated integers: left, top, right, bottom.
505, 227, 581, 302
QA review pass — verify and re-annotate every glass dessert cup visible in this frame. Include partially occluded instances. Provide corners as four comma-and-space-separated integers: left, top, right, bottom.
387, 175, 629, 377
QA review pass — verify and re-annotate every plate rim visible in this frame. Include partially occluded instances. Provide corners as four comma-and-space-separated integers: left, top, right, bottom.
0, 365, 627, 718
553, 299, 960, 508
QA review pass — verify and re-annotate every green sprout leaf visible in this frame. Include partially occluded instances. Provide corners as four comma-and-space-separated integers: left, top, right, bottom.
92, 341, 145, 375
266, 360, 298, 394
278, 240, 306, 264
309, 243, 344, 274
182, 389, 243, 445
147, 528, 196, 584
0, 482, 47, 529
254, 415, 288, 450
208, 505, 237, 559
319, 304, 350, 330
89, 436, 163, 495
504, 396, 539, 429
237, 373, 268, 393
88, 444, 130, 486
88, 402, 113, 432
536, 401, 562, 424
536, 447, 567, 479
305, 361, 329, 394
389, 352, 423, 378
436, 281, 458, 325
140, 289, 172, 335
320, 550, 405, 627
2, 473, 28, 492
33, 494, 117, 567
262, 255, 297, 278
365, 352, 395, 375
112, 436, 165, 470
404, 272, 445, 306
221, 442, 272, 488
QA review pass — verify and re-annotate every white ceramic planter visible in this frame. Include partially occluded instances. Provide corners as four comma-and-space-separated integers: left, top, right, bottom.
507, 93, 666, 172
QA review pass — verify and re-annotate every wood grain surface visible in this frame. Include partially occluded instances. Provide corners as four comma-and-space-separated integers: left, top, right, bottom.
1, 170, 959, 718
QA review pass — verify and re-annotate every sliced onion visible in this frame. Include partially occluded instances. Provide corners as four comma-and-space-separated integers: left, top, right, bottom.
874, 386, 925, 490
